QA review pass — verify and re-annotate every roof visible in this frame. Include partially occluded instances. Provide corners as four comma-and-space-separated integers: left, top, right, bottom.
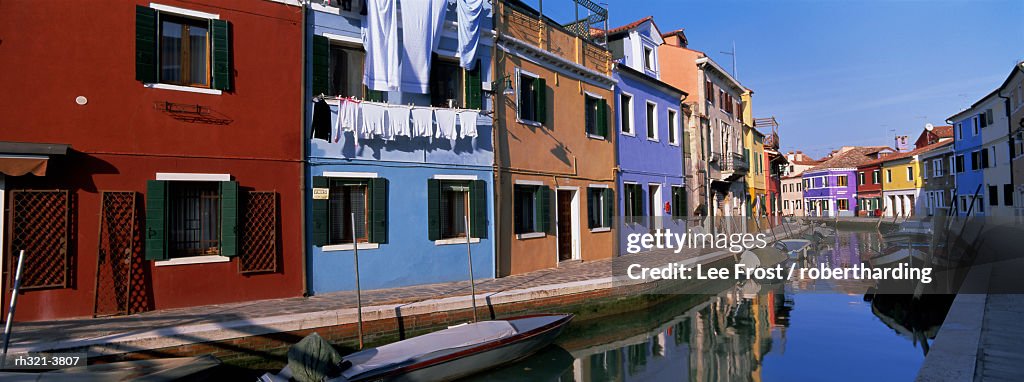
932, 125, 954, 138
807, 146, 890, 172
592, 16, 655, 39
860, 140, 953, 167
614, 63, 688, 98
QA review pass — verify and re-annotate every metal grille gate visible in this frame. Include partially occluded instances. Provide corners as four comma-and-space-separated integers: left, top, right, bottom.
239, 191, 277, 273
7, 190, 69, 290
93, 191, 138, 317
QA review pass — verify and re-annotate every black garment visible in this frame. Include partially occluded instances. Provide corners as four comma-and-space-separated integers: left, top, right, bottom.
311, 99, 332, 141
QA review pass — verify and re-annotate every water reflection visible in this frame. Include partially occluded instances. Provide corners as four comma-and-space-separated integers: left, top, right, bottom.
468, 230, 951, 382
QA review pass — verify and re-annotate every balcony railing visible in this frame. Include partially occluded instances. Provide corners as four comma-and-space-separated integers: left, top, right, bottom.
724, 152, 749, 172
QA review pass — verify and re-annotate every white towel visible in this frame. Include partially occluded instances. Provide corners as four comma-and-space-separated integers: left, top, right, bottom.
362, 0, 400, 91
434, 109, 458, 139
387, 105, 411, 139
399, 0, 448, 93
339, 99, 362, 133
411, 107, 434, 137
458, 109, 479, 138
332, 104, 342, 143
361, 102, 387, 139
457, 0, 483, 69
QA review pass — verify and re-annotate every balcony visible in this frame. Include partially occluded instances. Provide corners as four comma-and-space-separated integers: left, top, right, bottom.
717, 152, 748, 182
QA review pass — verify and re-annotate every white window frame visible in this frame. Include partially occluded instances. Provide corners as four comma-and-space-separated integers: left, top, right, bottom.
645, 101, 659, 141
584, 91, 606, 140
667, 108, 679, 146
152, 172, 233, 266
886, 169, 892, 183
906, 166, 914, 181
320, 171, 382, 252
515, 68, 543, 126
619, 92, 635, 136
972, 116, 979, 136
933, 159, 943, 177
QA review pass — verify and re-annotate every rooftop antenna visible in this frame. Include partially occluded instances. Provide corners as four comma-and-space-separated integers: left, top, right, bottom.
720, 41, 737, 79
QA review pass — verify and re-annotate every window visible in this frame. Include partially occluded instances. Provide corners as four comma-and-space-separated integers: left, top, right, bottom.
873, 170, 880, 184
981, 148, 990, 169
886, 169, 892, 183
328, 44, 366, 98
858, 172, 865, 185
1005, 184, 1014, 206
956, 123, 962, 140
989, 185, 998, 206
518, 71, 545, 124
668, 109, 679, 145
784, 200, 789, 210
646, 102, 658, 140
978, 196, 985, 213
430, 59, 464, 108
515, 185, 549, 234
428, 179, 487, 241
972, 151, 981, 170
588, 187, 614, 228
620, 93, 634, 134
837, 199, 849, 210
705, 79, 715, 105
990, 146, 996, 168
312, 176, 387, 247
906, 166, 914, 181
159, 15, 210, 87
802, 179, 810, 190
643, 46, 655, 71
933, 159, 943, 177
584, 94, 609, 138
972, 116, 979, 136
837, 175, 848, 187
167, 182, 221, 257
960, 196, 967, 212
955, 155, 965, 173
624, 183, 644, 225
328, 179, 369, 244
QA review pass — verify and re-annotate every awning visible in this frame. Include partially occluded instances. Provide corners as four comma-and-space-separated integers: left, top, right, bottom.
0, 141, 71, 177
0, 155, 50, 176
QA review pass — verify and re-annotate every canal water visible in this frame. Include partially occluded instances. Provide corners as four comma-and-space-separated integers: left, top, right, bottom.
465, 230, 953, 382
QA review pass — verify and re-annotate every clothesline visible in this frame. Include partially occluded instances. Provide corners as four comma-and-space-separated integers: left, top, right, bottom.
316, 94, 481, 113
311, 97, 480, 143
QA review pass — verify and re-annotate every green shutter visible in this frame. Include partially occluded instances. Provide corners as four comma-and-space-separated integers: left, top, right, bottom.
534, 77, 547, 125
597, 99, 609, 138
603, 188, 614, 228
312, 176, 329, 246
135, 5, 158, 83
368, 178, 388, 244
365, 87, 385, 102
465, 60, 483, 110
144, 180, 168, 261
537, 186, 551, 233
312, 35, 330, 96
586, 190, 597, 229
220, 181, 239, 257
427, 179, 441, 240
210, 19, 232, 91
470, 180, 488, 238
682, 130, 691, 154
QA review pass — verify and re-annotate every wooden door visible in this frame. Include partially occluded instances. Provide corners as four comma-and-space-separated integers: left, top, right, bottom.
557, 190, 573, 261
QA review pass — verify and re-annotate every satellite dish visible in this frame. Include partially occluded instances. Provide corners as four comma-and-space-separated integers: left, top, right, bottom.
925, 123, 934, 131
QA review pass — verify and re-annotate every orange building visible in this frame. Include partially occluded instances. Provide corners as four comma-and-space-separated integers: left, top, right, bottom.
493, 1, 616, 275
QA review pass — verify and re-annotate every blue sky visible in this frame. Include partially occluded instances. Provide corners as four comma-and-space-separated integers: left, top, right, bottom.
522, 0, 1024, 158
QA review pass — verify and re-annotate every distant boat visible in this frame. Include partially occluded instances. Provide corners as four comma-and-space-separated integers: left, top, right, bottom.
262, 313, 573, 382
0, 355, 221, 381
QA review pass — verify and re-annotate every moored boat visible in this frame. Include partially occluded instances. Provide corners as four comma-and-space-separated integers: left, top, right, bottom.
262, 313, 574, 382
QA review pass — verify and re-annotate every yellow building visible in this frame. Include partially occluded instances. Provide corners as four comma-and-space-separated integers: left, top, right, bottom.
880, 153, 923, 217
742, 91, 766, 217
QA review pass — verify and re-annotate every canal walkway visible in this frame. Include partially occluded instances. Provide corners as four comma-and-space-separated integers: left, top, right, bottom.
4, 222, 806, 362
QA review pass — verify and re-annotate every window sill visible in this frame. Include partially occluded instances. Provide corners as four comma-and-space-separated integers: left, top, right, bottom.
621, 131, 635, 137
435, 237, 481, 246
515, 232, 546, 240
517, 119, 543, 127
586, 133, 606, 140
322, 243, 380, 252
144, 83, 222, 95
155, 255, 230, 267
647, 138, 660, 142
589, 227, 611, 233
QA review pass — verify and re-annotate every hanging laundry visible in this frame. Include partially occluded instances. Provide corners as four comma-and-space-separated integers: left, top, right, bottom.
457, 0, 483, 69
362, 0, 400, 91
458, 109, 479, 138
332, 102, 342, 143
399, 0, 448, 93
311, 99, 332, 141
387, 105, 411, 139
434, 108, 458, 139
361, 102, 388, 139
339, 98, 362, 133
411, 107, 434, 138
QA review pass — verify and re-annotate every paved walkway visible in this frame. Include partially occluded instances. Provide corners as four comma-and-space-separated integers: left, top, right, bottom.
6, 222, 805, 356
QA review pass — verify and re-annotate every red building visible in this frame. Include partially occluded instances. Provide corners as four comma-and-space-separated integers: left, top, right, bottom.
856, 161, 884, 216
0, 1, 304, 321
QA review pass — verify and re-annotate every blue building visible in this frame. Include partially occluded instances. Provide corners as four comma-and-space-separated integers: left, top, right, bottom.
604, 17, 688, 253
949, 100, 990, 217
305, 1, 495, 293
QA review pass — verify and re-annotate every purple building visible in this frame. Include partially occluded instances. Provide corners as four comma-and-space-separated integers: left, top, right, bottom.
802, 147, 892, 217
603, 18, 689, 253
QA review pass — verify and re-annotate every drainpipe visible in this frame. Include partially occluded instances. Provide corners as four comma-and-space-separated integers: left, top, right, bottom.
611, 83, 620, 258
299, 2, 310, 297
492, 1, 503, 278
